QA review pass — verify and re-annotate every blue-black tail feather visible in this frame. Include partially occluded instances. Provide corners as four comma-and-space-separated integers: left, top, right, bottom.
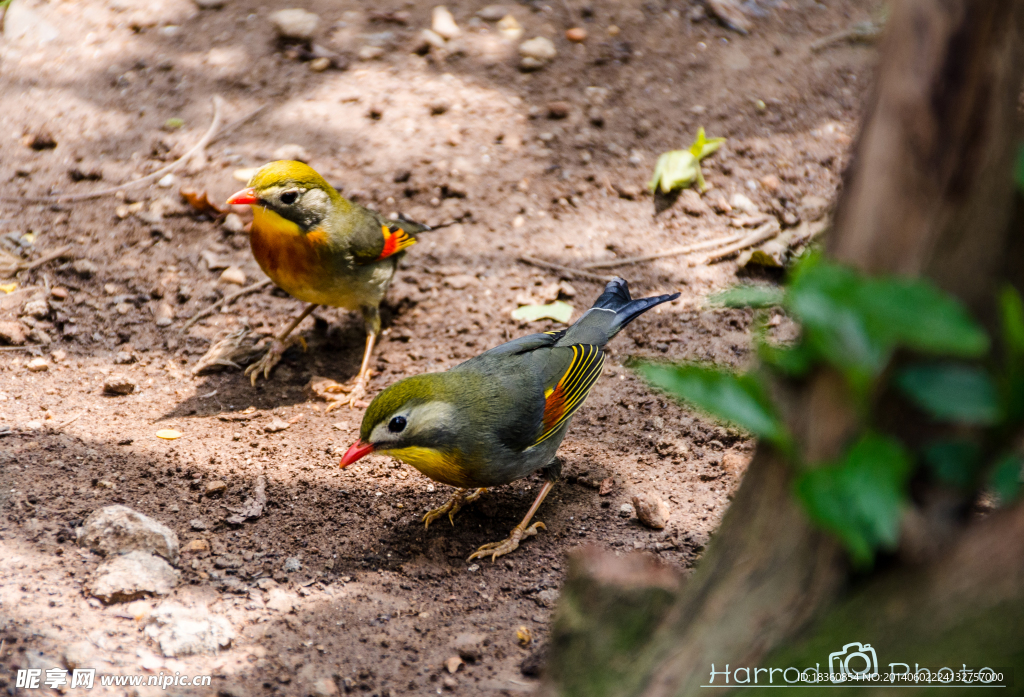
593, 278, 680, 334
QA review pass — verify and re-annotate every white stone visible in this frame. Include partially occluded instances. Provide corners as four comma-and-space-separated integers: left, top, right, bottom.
77, 504, 180, 562
144, 602, 235, 657
518, 36, 556, 61
219, 266, 246, 286
26, 357, 49, 372
431, 6, 461, 40
269, 8, 320, 41
89, 551, 180, 604
729, 192, 758, 214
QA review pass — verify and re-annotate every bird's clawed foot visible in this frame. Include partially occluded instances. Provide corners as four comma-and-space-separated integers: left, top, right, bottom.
423, 488, 486, 528
244, 335, 306, 386
468, 521, 546, 562
323, 372, 374, 412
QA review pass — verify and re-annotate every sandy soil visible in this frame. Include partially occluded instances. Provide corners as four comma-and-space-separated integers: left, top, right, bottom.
0, 0, 875, 694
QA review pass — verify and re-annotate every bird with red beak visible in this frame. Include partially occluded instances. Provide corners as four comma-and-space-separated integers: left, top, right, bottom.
341, 278, 679, 560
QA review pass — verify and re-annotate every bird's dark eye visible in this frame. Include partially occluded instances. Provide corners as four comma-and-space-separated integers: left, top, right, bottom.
388, 416, 407, 433
280, 191, 299, 205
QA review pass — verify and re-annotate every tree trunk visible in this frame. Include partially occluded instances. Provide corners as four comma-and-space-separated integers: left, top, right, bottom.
541, 1, 1024, 695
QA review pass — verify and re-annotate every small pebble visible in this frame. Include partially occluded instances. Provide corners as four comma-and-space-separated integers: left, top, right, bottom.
618, 503, 634, 518
190, 519, 208, 531
157, 174, 178, 188
309, 56, 332, 72
71, 259, 98, 277
444, 274, 477, 290
546, 101, 570, 119
222, 213, 246, 234
283, 557, 302, 573
476, 4, 511, 21
26, 357, 49, 372
269, 8, 320, 41
103, 376, 136, 395
265, 417, 290, 433
358, 46, 385, 61
22, 299, 49, 319
154, 302, 174, 327
219, 266, 246, 286
760, 175, 781, 193
431, 5, 461, 40
565, 27, 587, 42
631, 493, 670, 529
729, 192, 758, 214
518, 37, 556, 68
183, 539, 210, 553
496, 14, 523, 41
50, 287, 69, 300
204, 480, 228, 498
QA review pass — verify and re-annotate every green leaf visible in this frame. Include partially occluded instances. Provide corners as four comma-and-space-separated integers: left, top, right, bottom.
648, 128, 725, 194
758, 340, 815, 377
1014, 144, 1024, 191
923, 439, 981, 488
999, 285, 1024, 359
896, 363, 1001, 425
796, 434, 912, 566
511, 301, 573, 324
786, 261, 888, 386
164, 117, 184, 130
709, 285, 784, 309
858, 279, 989, 358
988, 453, 1022, 503
688, 127, 726, 160
634, 361, 789, 447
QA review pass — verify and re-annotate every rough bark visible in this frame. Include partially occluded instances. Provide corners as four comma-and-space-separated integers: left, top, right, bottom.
541, 1, 1024, 695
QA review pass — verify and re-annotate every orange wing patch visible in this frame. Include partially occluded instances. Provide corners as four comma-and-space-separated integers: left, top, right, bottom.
376, 224, 417, 261
536, 344, 605, 446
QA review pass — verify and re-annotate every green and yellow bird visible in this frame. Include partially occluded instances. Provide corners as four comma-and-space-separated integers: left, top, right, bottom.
340, 278, 679, 560
227, 160, 433, 406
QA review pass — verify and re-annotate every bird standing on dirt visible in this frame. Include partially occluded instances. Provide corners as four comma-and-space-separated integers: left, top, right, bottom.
339, 278, 679, 560
227, 160, 431, 406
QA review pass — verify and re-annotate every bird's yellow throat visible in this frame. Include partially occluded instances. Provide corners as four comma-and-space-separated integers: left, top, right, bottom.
383, 446, 473, 488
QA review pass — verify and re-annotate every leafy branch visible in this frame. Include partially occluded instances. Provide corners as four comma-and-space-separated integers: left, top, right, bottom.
633, 255, 1024, 565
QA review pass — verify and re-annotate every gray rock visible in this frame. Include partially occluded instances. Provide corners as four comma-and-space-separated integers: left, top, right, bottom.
477, 4, 512, 21
533, 589, 559, 607
213, 553, 243, 569
144, 602, 235, 657
265, 417, 291, 433
77, 505, 179, 562
204, 480, 228, 497
190, 519, 208, 531
619, 503, 634, 518
89, 550, 180, 603
222, 212, 246, 233
269, 8, 320, 41
283, 557, 302, 572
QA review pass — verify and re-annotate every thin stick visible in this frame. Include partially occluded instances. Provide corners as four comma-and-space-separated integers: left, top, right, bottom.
0, 345, 37, 352
701, 221, 780, 264
581, 232, 748, 270
3, 97, 225, 204
58, 411, 85, 428
518, 256, 616, 282
180, 278, 272, 332
15, 245, 72, 273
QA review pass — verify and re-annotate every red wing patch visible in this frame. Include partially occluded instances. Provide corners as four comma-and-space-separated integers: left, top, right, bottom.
376, 224, 417, 260
536, 344, 605, 446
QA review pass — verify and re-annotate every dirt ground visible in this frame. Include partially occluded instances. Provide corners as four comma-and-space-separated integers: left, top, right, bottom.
0, 0, 876, 694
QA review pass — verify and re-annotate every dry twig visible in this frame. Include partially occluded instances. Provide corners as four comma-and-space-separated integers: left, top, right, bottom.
581, 232, 748, 270
2, 97, 228, 204
181, 278, 272, 332
700, 220, 781, 264
518, 256, 616, 282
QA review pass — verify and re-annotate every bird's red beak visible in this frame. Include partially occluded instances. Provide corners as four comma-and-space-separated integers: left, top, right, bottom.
226, 187, 257, 206
340, 440, 375, 468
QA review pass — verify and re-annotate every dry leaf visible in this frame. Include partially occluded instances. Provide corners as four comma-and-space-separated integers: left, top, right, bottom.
224, 475, 268, 525
0, 283, 17, 294
156, 429, 182, 440
516, 626, 532, 646
192, 327, 263, 375
511, 301, 573, 324
599, 477, 615, 496
180, 187, 227, 216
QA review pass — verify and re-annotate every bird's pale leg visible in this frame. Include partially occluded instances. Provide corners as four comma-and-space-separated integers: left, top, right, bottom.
423, 488, 487, 528
244, 303, 318, 385
468, 481, 555, 562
